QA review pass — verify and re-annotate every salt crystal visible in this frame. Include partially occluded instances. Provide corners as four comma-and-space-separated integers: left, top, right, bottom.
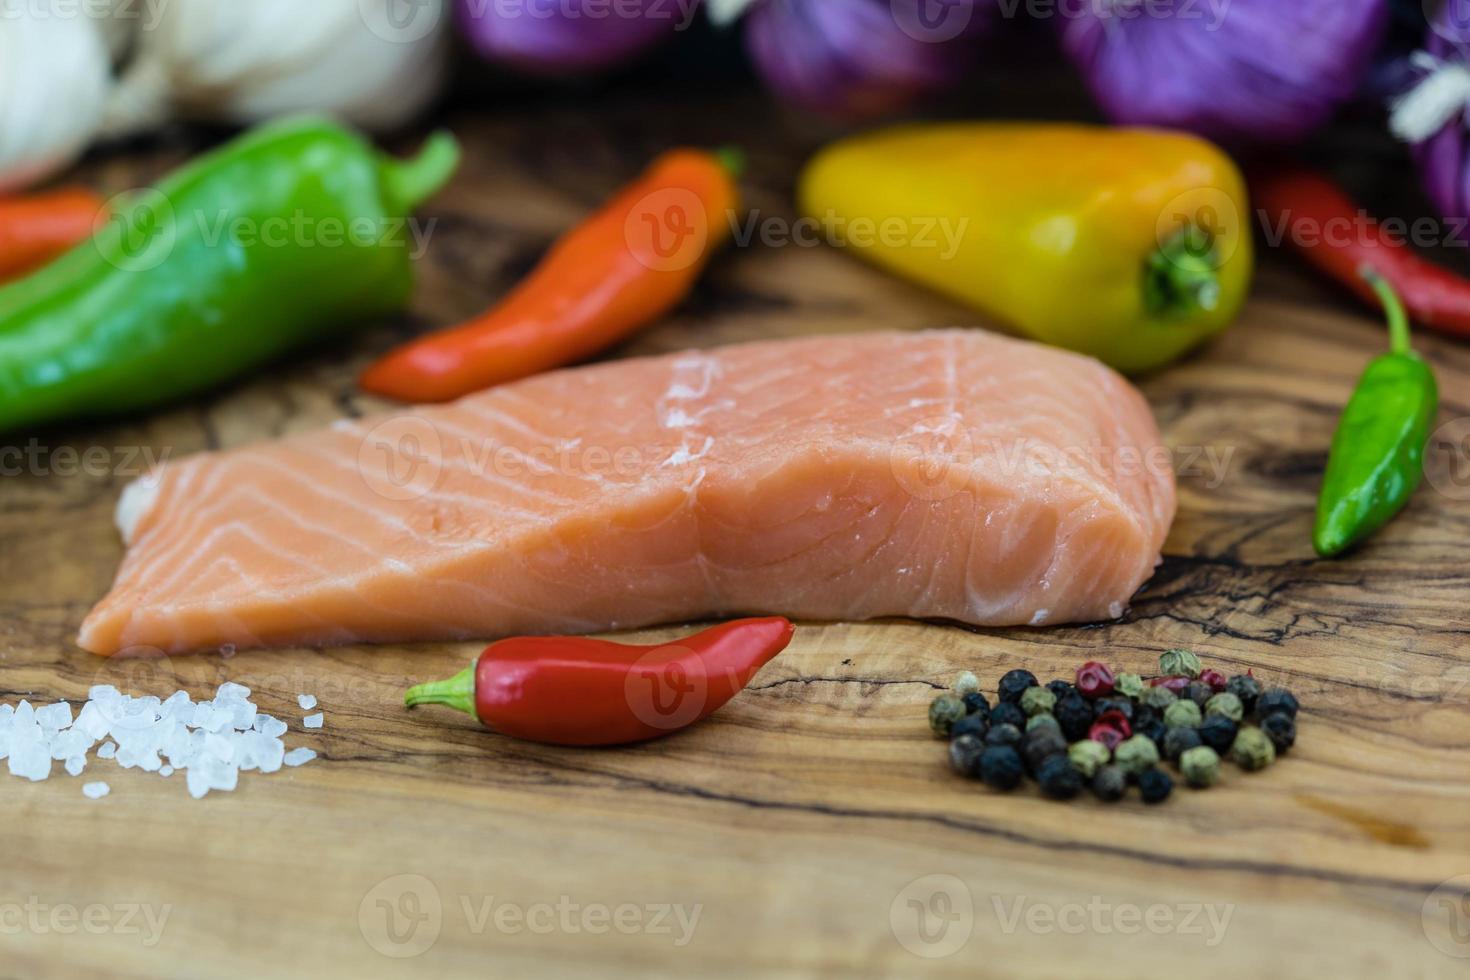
13, 701, 34, 727
255, 737, 285, 774
50, 729, 91, 761
96, 741, 117, 760
283, 747, 317, 767
0, 704, 13, 722
255, 715, 287, 739
35, 701, 72, 730
8, 742, 51, 781
64, 756, 85, 776
205, 732, 236, 764
186, 767, 210, 799
159, 766, 174, 777
87, 685, 119, 703
297, 694, 317, 710
230, 701, 257, 731
73, 702, 110, 740
302, 713, 324, 730
216, 681, 251, 701
200, 703, 233, 733
82, 781, 110, 799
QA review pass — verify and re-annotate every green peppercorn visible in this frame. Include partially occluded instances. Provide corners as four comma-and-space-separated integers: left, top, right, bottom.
1256, 688, 1300, 719
998, 669, 1038, 704
1163, 699, 1202, 729
985, 723, 1022, 747
949, 733, 986, 778
1115, 673, 1145, 699
1183, 680, 1213, 709
1179, 745, 1221, 788
1137, 767, 1174, 803
1036, 755, 1084, 799
1205, 692, 1244, 723
1091, 764, 1127, 802
951, 714, 987, 740
1020, 685, 1057, 717
1230, 726, 1276, 771
1225, 674, 1262, 715
1162, 725, 1202, 763
1113, 734, 1160, 776
1140, 685, 1178, 711
1159, 649, 1202, 679
929, 693, 966, 737
979, 745, 1024, 790
954, 671, 981, 697
1197, 715, 1237, 753
1025, 714, 1062, 735
1259, 712, 1296, 754
1067, 738, 1111, 779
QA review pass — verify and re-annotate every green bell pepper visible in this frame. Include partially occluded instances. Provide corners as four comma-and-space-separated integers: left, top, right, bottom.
0, 115, 460, 432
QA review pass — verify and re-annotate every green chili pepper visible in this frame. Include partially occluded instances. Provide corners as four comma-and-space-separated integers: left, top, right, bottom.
0, 116, 460, 432
1313, 268, 1439, 557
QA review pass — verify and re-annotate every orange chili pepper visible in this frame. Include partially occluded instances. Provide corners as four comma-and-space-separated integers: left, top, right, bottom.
0, 187, 106, 282
361, 147, 741, 403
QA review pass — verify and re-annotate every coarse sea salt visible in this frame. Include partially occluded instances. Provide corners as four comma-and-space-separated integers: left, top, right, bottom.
1, 684, 318, 799
297, 694, 317, 711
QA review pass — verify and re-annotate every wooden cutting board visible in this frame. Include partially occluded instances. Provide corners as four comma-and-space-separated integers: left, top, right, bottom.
2, 93, 1468, 979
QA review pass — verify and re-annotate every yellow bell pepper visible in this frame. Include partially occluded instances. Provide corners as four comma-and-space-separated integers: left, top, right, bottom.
798, 123, 1253, 373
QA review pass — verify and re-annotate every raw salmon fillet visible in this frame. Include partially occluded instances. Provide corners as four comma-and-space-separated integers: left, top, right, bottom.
80, 331, 1175, 655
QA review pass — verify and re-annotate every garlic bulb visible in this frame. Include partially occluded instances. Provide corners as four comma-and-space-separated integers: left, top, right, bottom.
104, 0, 449, 137
0, 8, 112, 193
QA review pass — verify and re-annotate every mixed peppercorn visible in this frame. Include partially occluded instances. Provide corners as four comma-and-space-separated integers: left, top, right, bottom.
929, 652, 1301, 805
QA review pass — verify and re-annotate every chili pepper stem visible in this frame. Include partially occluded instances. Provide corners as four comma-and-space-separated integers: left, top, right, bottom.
1359, 265, 1412, 355
1145, 225, 1221, 319
714, 145, 746, 179
380, 131, 461, 215
404, 664, 477, 718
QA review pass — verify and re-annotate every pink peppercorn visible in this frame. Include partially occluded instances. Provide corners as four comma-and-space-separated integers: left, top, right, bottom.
1075, 661, 1116, 698
1150, 675, 1190, 695
1089, 710, 1131, 751
1197, 668, 1227, 692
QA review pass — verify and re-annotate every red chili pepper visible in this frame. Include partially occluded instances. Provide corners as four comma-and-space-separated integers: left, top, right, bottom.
403, 617, 793, 746
1253, 168, 1470, 340
0, 187, 106, 282
1074, 661, 1115, 698
361, 147, 742, 403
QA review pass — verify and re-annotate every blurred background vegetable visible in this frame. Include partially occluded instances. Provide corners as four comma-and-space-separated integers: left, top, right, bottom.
457, 0, 679, 75
1059, 0, 1390, 145
1391, 0, 1470, 221
0, 188, 106, 283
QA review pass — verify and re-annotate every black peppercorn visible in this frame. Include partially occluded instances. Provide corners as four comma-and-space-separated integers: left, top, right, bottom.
962, 692, 991, 719
1138, 767, 1174, 804
949, 734, 986, 778
1225, 674, 1262, 715
1162, 725, 1203, 763
1255, 688, 1299, 719
1183, 680, 1213, 709
1092, 697, 1134, 723
1036, 755, 1084, 799
998, 669, 1039, 704
951, 713, 988, 740
1045, 680, 1073, 701
984, 723, 1022, 748
1137, 718, 1167, 748
1021, 726, 1069, 774
1197, 714, 1237, 753
1091, 764, 1127, 802
989, 701, 1026, 730
1259, 712, 1296, 753
979, 745, 1025, 790
1054, 692, 1093, 742
1132, 704, 1160, 730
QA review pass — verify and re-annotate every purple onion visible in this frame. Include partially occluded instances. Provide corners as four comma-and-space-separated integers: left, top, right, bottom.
1395, 0, 1470, 219
456, 0, 680, 75
742, 0, 989, 118
1058, 0, 1389, 145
